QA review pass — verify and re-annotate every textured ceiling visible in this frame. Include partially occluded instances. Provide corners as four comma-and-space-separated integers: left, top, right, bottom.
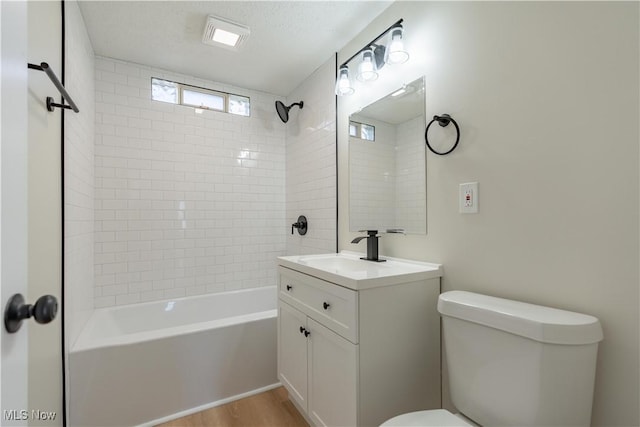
78, 1, 393, 96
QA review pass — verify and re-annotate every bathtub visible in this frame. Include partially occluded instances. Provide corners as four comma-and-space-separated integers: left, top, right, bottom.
69, 286, 278, 427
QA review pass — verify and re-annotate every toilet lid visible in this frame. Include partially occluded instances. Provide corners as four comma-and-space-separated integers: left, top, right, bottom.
380, 409, 474, 427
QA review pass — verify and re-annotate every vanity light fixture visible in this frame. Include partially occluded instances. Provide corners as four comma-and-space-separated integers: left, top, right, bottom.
335, 65, 355, 96
385, 24, 409, 65
357, 48, 378, 82
202, 15, 250, 50
336, 19, 409, 96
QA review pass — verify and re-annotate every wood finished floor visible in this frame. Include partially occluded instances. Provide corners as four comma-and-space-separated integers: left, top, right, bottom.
155, 386, 309, 427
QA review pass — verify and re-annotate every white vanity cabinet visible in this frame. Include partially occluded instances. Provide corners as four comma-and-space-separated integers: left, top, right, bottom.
278, 267, 358, 426
279, 300, 358, 426
277, 252, 443, 427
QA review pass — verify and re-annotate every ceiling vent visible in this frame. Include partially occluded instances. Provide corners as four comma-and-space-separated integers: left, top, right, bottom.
202, 15, 250, 51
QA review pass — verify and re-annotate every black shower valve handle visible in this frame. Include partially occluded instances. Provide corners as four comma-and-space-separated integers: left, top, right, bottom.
291, 215, 308, 236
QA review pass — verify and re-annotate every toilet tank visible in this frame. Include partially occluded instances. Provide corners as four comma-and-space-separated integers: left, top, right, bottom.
438, 291, 603, 427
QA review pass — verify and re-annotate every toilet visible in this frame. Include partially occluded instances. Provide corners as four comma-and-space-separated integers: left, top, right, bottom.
382, 291, 603, 427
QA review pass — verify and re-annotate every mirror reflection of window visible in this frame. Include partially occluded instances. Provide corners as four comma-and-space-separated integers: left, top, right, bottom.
349, 121, 375, 141
349, 123, 358, 137
361, 124, 375, 141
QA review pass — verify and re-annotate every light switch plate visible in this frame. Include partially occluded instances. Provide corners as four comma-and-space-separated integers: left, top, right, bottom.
459, 182, 478, 213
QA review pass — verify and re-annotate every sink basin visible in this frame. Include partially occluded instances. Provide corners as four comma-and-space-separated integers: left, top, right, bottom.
278, 251, 442, 290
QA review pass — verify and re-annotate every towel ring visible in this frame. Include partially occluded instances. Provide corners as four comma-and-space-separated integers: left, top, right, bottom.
425, 114, 460, 155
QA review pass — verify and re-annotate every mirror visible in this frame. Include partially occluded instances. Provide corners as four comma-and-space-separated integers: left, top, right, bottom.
349, 77, 426, 234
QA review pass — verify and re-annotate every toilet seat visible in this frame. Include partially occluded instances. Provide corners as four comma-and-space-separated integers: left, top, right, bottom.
380, 409, 475, 426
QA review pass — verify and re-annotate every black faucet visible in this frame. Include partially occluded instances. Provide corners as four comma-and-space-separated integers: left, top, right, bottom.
351, 230, 386, 262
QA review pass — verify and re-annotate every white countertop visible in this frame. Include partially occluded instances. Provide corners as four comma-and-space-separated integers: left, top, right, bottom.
278, 251, 442, 290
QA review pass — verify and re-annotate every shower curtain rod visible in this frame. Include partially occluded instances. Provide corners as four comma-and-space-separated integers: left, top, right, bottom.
28, 62, 79, 113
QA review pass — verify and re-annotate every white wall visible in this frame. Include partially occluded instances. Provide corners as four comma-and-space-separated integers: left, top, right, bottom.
338, 2, 639, 426
64, 0, 95, 351
285, 56, 337, 255
93, 57, 286, 307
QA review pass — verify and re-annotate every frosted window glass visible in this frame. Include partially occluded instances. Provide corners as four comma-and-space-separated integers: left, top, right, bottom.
151, 78, 178, 104
349, 123, 358, 137
182, 89, 225, 111
229, 94, 250, 116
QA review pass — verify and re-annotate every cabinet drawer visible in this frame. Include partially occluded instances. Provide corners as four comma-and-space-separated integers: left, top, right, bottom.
279, 266, 358, 343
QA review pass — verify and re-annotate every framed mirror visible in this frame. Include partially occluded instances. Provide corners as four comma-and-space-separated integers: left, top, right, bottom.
349, 76, 426, 234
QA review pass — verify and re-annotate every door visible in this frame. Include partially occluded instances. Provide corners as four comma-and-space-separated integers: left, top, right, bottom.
26, 1, 63, 424
1, 1, 63, 426
307, 318, 357, 427
278, 301, 308, 410
1, 0, 30, 424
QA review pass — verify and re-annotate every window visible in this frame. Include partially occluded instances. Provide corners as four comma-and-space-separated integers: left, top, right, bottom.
228, 94, 251, 117
349, 121, 375, 141
151, 78, 178, 104
182, 88, 225, 111
151, 78, 250, 117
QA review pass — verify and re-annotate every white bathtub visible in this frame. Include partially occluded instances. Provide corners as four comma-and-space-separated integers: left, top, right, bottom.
69, 287, 278, 427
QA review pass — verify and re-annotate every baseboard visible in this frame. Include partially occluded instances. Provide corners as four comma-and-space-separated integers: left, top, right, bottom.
138, 382, 282, 427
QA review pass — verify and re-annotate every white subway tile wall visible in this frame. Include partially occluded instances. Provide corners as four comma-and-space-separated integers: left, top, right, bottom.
94, 57, 286, 307
349, 119, 396, 231
349, 115, 426, 234
396, 116, 426, 234
64, 0, 95, 345
285, 56, 337, 255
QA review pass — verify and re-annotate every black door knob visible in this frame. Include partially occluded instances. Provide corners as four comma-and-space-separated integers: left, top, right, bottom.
299, 326, 306, 334
304, 330, 311, 337
323, 302, 330, 310
4, 293, 58, 333
286, 285, 292, 291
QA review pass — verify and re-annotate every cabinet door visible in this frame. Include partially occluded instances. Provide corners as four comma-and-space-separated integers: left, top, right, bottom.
307, 318, 358, 427
278, 301, 309, 411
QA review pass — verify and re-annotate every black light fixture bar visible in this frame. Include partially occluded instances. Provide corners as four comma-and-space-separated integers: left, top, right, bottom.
28, 62, 79, 113
339, 18, 403, 69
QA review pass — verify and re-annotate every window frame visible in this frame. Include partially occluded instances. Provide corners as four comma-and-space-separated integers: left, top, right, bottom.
151, 77, 250, 117
180, 86, 227, 112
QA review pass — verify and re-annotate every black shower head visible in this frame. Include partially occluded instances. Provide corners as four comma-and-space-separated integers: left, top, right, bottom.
275, 100, 304, 123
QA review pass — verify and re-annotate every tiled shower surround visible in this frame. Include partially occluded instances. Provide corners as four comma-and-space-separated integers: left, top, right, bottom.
285, 57, 337, 255
93, 57, 287, 307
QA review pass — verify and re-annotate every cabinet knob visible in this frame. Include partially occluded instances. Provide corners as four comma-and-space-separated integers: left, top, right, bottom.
299, 326, 305, 334
286, 285, 292, 291
304, 330, 311, 337
323, 302, 330, 310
